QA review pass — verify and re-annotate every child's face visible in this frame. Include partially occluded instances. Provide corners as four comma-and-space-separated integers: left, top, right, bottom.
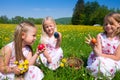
104, 18, 120, 34
43, 20, 55, 36
22, 27, 37, 46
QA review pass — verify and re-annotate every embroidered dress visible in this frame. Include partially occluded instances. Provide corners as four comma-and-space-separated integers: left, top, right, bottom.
87, 33, 120, 79
40, 36, 63, 70
0, 42, 44, 80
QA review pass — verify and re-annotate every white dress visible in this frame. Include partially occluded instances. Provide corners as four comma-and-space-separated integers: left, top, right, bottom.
0, 42, 44, 80
87, 33, 120, 79
39, 36, 63, 70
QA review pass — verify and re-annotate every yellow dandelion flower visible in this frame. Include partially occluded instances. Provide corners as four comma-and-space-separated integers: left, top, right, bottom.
60, 62, 64, 67
24, 65, 28, 70
20, 70, 24, 74
24, 60, 29, 65
19, 63, 24, 66
14, 61, 18, 65
5, 37, 9, 41
23, 69, 27, 73
18, 65, 24, 70
62, 58, 67, 63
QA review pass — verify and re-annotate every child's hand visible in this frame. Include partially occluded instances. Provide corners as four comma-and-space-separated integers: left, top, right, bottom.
37, 44, 46, 55
12, 66, 21, 75
85, 34, 101, 56
36, 48, 45, 55
85, 34, 97, 47
55, 32, 62, 48
55, 32, 61, 41
47, 57, 52, 63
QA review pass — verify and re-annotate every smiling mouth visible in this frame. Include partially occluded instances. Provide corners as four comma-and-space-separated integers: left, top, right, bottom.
105, 27, 111, 30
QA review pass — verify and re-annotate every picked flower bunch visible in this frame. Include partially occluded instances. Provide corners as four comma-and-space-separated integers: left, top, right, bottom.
14, 59, 29, 74
60, 57, 84, 70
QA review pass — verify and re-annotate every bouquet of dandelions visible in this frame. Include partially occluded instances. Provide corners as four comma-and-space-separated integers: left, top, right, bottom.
14, 59, 29, 74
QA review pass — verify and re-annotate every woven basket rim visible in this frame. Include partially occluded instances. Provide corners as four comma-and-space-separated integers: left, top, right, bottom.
67, 57, 84, 61
66, 57, 84, 69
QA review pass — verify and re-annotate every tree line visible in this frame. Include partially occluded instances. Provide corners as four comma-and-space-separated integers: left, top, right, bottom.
0, 16, 43, 24
71, 0, 120, 25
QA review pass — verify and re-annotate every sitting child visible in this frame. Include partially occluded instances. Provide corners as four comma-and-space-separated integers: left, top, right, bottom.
86, 12, 120, 79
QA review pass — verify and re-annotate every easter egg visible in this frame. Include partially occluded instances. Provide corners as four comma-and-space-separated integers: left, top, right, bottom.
91, 38, 97, 44
54, 32, 59, 38
38, 44, 45, 50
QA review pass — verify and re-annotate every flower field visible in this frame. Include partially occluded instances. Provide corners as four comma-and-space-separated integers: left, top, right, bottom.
0, 24, 120, 80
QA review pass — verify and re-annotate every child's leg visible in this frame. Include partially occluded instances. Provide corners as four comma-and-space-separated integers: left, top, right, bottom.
24, 66, 44, 80
47, 48, 63, 70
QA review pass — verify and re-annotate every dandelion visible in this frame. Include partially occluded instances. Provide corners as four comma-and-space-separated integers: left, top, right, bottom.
60, 58, 67, 67
14, 61, 18, 65
62, 58, 67, 63
4, 37, 9, 41
60, 62, 64, 67
24, 60, 29, 65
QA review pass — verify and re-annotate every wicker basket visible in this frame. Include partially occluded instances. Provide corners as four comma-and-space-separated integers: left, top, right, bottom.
66, 57, 84, 70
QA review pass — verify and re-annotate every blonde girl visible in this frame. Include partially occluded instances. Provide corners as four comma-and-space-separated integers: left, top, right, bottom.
86, 12, 120, 79
38, 16, 63, 70
0, 21, 44, 80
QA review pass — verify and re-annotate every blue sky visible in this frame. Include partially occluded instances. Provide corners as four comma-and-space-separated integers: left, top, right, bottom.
0, 0, 120, 19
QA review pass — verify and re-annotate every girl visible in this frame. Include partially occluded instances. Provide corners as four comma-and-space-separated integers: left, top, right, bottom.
38, 16, 63, 70
86, 12, 120, 79
0, 21, 44, 80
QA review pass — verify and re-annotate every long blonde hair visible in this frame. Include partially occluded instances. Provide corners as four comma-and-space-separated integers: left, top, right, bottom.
41, 16, 57, 43
103, 12, 120, 38
14, 21, 35, 61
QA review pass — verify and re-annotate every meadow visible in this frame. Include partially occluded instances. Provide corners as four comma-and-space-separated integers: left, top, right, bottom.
0, 24, 120, 80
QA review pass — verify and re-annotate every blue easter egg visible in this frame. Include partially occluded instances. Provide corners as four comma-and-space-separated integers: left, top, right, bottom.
54, 32, 59, 38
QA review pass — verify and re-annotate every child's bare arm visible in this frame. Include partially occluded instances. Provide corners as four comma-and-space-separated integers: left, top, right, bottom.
0, 46, 20, 74
100, 45, 120, 61
43, 50, 51, 63
27, 48, 43, 65
55, 32, 62, 48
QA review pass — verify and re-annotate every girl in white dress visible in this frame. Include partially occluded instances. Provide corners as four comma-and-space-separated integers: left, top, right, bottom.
38, 16, 63, 70
0, 21, 44, 80
86, 12, 120, 79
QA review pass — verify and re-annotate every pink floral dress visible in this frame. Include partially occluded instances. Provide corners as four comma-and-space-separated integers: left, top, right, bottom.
39, 36, 63, 70
87, 33, 120, 79
0, 42, 44, 80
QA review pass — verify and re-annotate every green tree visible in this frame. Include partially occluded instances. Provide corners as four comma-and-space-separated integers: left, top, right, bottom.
89, 6, 110, 25
116, 8, 120, 13
71, 0, 84, 25
34, 18, 43, 24
12, 16, 25, 24
84, 1, 100, 25
0, 15, 9, 23
27, 17, 35, 23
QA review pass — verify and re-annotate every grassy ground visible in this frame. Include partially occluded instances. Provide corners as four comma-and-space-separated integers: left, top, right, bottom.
0, 24, 120, 80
